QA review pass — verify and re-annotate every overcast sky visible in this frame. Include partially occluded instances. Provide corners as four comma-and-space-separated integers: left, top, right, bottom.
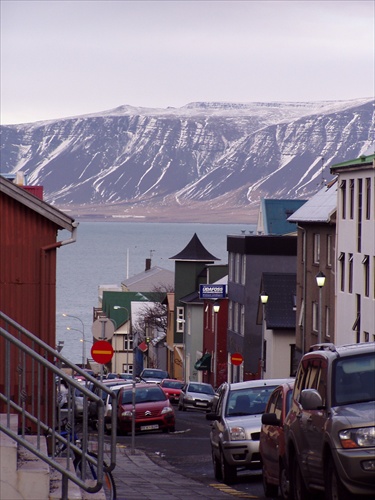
1, 0, 374, 125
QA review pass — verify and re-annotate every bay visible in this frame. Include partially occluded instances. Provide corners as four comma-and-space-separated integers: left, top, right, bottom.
56, 221, 255, 364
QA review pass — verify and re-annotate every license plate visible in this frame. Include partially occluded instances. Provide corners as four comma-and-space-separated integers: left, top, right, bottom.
140, 424, 159, 431
196, 402, 207, 406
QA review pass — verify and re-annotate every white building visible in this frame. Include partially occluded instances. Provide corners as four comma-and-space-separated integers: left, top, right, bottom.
330, 152, 375, 344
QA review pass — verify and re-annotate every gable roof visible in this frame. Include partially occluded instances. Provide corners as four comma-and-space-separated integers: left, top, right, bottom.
121, 266, 174, 292
258, 198, 307, 235
260, 272, 296, 329
287, 180, 337, 224
1, 176, 75, 231
170, 233, 219, 262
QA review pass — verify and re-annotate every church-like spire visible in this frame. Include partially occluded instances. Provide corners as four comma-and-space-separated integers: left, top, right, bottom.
170, 233, 220, 262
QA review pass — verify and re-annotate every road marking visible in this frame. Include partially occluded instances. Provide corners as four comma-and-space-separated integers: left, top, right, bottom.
209, 484, 258, 498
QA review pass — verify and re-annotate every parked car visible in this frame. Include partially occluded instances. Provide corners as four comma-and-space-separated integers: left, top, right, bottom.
259, 381, 294, 499
103, 382, 132, 434
117, 382, 175, 434
285, 342, 375, 500
139, 368, 170, 384
178, 382, 215, 412
88, 378, 124, 429
160, 379, 184, 404
207, 378, 294, 485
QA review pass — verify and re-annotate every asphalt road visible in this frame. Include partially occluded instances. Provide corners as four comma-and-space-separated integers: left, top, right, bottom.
115, 407, 270, 499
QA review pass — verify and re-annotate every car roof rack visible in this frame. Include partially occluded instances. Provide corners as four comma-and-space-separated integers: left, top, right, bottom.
309, 343, 337, 353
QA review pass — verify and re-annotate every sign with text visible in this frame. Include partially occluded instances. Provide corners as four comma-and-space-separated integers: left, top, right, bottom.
199, 284, 226, 299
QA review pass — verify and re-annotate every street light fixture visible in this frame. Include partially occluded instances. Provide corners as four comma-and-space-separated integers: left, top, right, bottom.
315, 271, 326, 344
63, 313, 86, 368
213, 302, 220, 388
260, 292, 269, 379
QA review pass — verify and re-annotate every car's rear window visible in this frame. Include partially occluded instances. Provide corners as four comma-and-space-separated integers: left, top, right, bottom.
122, 386, 167, 404
226, 386, 277, 416
333, 353, 375, 405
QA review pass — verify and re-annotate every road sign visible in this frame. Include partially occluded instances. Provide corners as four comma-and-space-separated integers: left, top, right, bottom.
231, 352, 243, 366
91, 340, 114, 364
92, 318, 115, 340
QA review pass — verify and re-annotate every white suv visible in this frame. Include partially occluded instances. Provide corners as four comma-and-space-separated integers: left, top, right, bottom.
207, 378, 294, 484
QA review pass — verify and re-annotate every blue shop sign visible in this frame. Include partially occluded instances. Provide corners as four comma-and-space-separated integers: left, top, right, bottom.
199, 284, 226, 299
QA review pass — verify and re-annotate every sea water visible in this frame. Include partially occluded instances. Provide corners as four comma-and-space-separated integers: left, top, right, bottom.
56, 221, 255, 364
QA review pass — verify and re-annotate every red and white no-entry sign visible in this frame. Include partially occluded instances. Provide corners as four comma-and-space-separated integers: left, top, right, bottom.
231, 352, 244, 366
91, 340, 114, 364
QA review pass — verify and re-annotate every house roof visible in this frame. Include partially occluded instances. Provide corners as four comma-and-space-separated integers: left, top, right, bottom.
287, 180, 337, 224
170, 233, 219, 262
330, 152, 375, 171
1, 176, 75, 231
121, 266, 174, 292
179, 290, 203, 305
258, 198, 307, 235
261, 273, 296, 329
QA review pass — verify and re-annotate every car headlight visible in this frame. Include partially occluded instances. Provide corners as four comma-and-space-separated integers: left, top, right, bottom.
339, 427, 375, 448
185, 395, 193, 401
161, 406, 173, 415
229, 426, 246, 441
121, 410, 132, 418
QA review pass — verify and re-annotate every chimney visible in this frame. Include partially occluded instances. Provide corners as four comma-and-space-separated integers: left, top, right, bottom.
145, 258, 151, 271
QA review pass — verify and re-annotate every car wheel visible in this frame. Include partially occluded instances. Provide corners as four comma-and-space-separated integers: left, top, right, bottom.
212, 449, 222, 480
220, 448, 236, 485
262, 469, 278, 498
325, 455, 348, 500
279, 459, 289, 500
292, 454, 310, 500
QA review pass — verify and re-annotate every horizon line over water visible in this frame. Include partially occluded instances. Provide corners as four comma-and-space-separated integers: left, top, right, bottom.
56, 221, 256, 364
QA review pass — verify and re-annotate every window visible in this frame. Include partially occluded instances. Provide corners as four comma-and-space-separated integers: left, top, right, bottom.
176, 307, 185, 333
124, 336, 133, 351
357, 179, 362, 253
233, 302, 239, 333
240, 304, 245, 336
235, 254, 241, 283
348, 253, 353, 293
241, 256, 246, 284
229, 253, 234, 281
362, 255, 369, 297
228, 301, 233, 330
339, 252, 345, 292
313, 234, 320, 264
349, 179, 354, 219
325, 307, 330, 338
365, 177, 371, 220
340, 179, 346, 219
327, 234, 332, 267
312, 301, 318, 332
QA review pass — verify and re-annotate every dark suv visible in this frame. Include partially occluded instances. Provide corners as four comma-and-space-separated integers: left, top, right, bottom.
285, 342, 375, 500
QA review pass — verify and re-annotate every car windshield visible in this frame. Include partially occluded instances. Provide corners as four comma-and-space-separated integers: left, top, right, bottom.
122, 386, 166, 404
162, 380, 183, 389
142, 370, 168, 379
226, 386, 277, 416
334, 353, 375, 405
188, 383, 214, 395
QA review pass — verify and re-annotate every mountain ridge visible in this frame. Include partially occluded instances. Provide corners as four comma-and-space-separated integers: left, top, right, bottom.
1, 98, 374, 223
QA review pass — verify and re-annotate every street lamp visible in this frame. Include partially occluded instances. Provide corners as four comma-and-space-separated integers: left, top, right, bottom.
213, 302, 220, 388
63, 313, 86, 368
260, 292, 269, 379
316, 271, 326, 344
66, 327, 86, 368
113, 306, 130, 374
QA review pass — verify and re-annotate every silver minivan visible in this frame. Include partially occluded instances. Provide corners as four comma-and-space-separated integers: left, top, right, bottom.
207, 378, 294, 484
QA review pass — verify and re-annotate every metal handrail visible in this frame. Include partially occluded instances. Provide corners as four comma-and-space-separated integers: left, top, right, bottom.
0, 310, 117, 499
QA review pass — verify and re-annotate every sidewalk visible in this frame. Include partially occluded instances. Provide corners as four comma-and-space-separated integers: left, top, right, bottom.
112, 444, 233, 500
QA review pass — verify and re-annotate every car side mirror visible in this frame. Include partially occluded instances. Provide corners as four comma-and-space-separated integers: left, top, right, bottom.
300, 389, 323, 410
261, 412, 281, 426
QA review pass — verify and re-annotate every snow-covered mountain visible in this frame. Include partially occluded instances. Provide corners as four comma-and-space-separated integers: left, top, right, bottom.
1, 98, 374, 220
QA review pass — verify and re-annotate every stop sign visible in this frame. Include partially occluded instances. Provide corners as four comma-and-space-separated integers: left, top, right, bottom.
231, 352, 243, 366
91, 340, 114, 364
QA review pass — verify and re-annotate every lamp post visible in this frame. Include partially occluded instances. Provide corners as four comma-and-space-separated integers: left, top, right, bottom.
213, 302, 220, 388
113, 306, 130, 374
316, 271, 326, 344
66, 327, 86, 368
63, 313, 85, 367
260, 292, 269, 379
